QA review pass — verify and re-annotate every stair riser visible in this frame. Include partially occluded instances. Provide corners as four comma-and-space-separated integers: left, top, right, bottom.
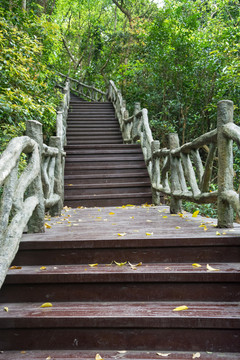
67, 140, 123, 144
65, 164, 147, 170
64, 187, 151, 195
65, 161, 145, 167
1, 328, 239, 352
64, 169, 149, 175
1, 282, 239, 303
64, 196, 152, 207
64, 177, 150, 184
65, 150, 143, 155
13, 245, 240, 266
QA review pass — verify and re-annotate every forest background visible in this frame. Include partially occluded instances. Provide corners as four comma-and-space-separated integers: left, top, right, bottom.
0, 0, 239, 215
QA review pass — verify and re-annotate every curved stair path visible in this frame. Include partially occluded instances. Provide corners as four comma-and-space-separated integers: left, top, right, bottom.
64, 95, 153, 207
0, 205, 240, 359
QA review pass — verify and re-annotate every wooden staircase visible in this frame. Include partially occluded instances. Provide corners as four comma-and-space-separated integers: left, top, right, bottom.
0, 205, 240, 359
0, 94, 239, 359
64, 95, 152, 207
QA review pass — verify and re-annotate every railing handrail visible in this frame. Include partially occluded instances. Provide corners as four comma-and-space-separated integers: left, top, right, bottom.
57, 72, 107, 101
0, 79, 70, 288
108, 81, 240, 228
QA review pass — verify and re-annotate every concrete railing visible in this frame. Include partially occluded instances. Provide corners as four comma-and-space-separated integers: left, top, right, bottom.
57, 72, 107, 102
108, 81, 240, 228
0, 80, 70, 288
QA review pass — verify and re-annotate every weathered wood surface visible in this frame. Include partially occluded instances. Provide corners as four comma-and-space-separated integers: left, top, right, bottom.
22, 205, 240, 242
1, 350, 240, 360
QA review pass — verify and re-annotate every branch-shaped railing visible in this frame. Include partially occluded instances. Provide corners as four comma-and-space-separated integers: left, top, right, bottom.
57, 72, 107, 102
108, 81, 239, 228
0, 80, 70, 288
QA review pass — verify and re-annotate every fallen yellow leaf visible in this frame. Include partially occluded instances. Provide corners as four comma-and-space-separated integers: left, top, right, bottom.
109, 212, 115, 215
44, 223, 51, 229
146, 232, 153, 236
114, 261, 127, 266
162, 216, 168, 219
126, 204, 135, 207
207, 264, 220, 271
175, 226, 181, 229
67, 184, 73, 186
95, 354, 104, 360
40, 266, 46, 270
192, 352, 201, 359
192, 263, 201, 268
128, 261, 142, 270
173, 305, 188, 311
89, 263, 98, 267
118, 232, 126, 236
216, 231, 221, 236
4, 307, 9, 312
9, 266, 22, 270
40, 303, 52, 308
156, 353, 171, 357
21, 351, 26, 354
192, 210, 199, 217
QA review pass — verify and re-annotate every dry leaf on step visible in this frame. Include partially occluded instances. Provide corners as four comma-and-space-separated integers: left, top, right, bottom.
114, 261, 127, 266
192, 263, 201, 268
128, 261, 142, 270
173, 305, 188, 311
192, 210, 199, 217
118, 233, 127, 236
192, 352, 201, 359
95, 354, 104, 360
89, 263, 98, 267
40, 303, 52, 308
156, 353, 171, 357
207, 264, 219, 271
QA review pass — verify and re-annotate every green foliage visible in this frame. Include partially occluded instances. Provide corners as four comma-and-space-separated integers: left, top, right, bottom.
0, 9, 62, 151
182, 201, 218, 219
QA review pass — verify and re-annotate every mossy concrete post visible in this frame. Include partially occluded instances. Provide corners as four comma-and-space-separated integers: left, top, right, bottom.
217, 100, 234, 228
132, 102, 141, 143
169, 133, 182, 214
151, 140, 160, 205
49, 136, 63, 217
26, 120, 45, 233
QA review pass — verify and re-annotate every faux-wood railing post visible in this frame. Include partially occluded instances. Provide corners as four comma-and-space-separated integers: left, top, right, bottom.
169, 133, 182, 214
26, 120, 45, 233
151, 140, 160, 205
49, 136, 63, 217
217, 100, 234, 228
132, 102, 141, 142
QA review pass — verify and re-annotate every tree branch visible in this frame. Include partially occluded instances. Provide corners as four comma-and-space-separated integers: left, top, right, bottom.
112, 0, 132, 25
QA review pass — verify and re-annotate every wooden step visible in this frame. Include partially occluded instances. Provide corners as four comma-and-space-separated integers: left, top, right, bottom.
64, 174, 150, 184
64, 182, 151, 195
0, 302, 239, 351
1, 350, 239, 359
64, 192, 152, 207
1, 263, 239, 302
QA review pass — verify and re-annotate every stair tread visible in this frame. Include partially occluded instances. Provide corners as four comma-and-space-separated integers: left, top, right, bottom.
64, 182, 150, 189
1, 302, 239, 328
64, 192, 152, 200
1, 350, 239, 360
5, 263, 240, 283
